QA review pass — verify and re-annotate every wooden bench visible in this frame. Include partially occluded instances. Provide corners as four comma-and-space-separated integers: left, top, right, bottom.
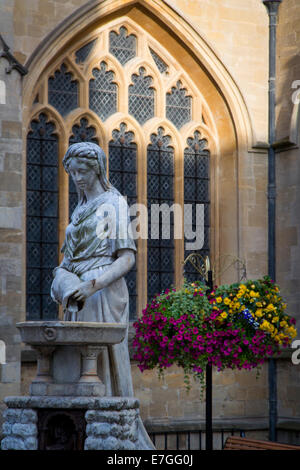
224, 435, 300, 450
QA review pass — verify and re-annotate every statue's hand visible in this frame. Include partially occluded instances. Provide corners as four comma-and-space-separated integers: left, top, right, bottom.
72, 280, 98, 302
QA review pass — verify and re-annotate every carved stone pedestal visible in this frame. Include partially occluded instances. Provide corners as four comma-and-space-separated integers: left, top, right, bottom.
0, 321, 146, 450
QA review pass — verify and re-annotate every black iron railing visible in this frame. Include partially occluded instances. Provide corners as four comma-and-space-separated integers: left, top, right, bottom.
149, 429, 245, 451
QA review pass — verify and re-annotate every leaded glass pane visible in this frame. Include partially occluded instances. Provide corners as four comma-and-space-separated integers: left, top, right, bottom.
149, 48, 168, 74
166, 81, 192, 129
109, 26, 136, 65
75, 39, 97, 64
48, 63, 78, 116
109, 123, 137, 318
129, 67, 155, 125
26, 113, 59, 320
184, 131, 210, 281
68, 118, 99, 217
89, 61, 117, 121
147, 128, 174, 301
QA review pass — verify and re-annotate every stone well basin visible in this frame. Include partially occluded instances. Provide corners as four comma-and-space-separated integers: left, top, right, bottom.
16, 321, 127, 346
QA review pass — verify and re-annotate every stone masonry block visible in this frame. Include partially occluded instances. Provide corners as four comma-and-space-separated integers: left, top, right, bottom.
12, 423, 37, 438
0, 362, 20, 383
20, 409, 37, 424
1, 121, 22, 139
1, 436, 25, 450
24, 437, 38, 450
3, 408, 22, 423
86, 422, 111, 438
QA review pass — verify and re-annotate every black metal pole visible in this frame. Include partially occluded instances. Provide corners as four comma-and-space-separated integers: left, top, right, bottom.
262, 0, 282, 442
205, 270, 213, 450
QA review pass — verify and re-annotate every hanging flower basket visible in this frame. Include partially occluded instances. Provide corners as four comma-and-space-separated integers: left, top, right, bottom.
133, 276, 297, 391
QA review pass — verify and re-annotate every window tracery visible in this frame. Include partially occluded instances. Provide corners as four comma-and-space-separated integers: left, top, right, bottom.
26, 22, 211, 320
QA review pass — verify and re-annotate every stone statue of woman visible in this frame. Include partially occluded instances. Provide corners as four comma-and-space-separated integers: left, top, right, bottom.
50, 142, 154, 450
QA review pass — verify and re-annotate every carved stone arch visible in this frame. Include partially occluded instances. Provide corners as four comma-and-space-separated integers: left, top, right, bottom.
86, 55, 124, 89
180, 122, 218, 155
27, 106, 66, 143
66, 110, 106, 148
22, 0, 258, 308
143, 117, 184, 156
23, 0, 254, 149
105, 113, 145, 151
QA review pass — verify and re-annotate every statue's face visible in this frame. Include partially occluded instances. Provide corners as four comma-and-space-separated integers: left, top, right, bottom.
68, 158, 98, 192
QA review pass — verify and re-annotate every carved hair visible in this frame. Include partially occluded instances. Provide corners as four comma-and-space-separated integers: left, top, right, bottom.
62, 142, 111, 191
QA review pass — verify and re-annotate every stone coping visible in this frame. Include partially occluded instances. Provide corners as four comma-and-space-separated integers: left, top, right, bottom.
4, 396, 139, 410
144, 417, 269, 433
17, 321, 127, 346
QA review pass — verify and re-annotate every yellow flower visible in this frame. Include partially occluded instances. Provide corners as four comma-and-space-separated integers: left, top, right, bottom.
266, 304, 275, 312
221, 312, 228, 319
216, 297, 223, 303
256, 309, 263, 317
250, 290, 257, 298
256, 302, 262, 308
224, 297, 231, 305
272, 316, 279, 323
280, 320, 287, 328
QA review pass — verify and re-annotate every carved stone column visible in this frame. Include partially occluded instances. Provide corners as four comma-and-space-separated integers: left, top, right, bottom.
80, 346, 104, 384
32, 346, 56, 384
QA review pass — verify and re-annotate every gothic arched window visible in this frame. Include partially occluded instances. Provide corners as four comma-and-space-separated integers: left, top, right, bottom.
147, 127, 174, 301
109, 123, 137, 318
89, 62, 118, 121
184, 131, 210, 282
27, 22, 212, 320
26, 113, 59, 320
48, 64, 78, 116
166, 81, 191, 129
109, 26, 136, 65
129, 67, 155, 125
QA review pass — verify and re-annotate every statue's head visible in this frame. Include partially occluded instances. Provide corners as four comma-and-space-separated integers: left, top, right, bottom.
62, 142, 110, 191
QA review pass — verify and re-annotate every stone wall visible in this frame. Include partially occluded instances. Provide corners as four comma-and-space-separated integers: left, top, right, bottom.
0, 11, 24, 428
277, 0, 300, 141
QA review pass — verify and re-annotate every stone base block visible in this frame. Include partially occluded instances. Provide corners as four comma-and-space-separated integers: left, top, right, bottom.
1, 396, 142, 450
29, 381, 105, 397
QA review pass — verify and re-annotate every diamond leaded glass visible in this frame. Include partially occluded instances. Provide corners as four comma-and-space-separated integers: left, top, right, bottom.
129, 67, 155, 125
109, 123, 137, 319
147, 128, 174, 301
166, 81, 192, 129
149, 48, 168, 74
109, 26, 136, 65
75, 39, 97, 64
68, 118, 99, 217
48, 63, 78, 116
183, 130, 210, 282
89, 61, 117, 121
26, 113, 59, 320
